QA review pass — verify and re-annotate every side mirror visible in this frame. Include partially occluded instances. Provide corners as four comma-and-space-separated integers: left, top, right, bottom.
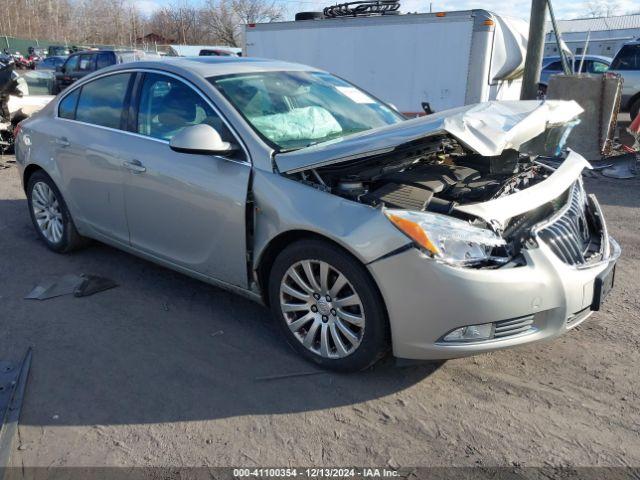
169, 124, 235, 156
421, 102, 434, 115
56, 66, 63, 73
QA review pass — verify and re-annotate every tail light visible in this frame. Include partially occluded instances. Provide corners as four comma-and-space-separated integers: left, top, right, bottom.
13, 122, 22, 138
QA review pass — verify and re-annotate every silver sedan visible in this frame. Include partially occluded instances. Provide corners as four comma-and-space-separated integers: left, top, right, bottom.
15, 58, 619, 371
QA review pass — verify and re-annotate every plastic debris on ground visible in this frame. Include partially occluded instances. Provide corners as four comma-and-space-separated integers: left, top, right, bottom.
25, 274, 117, 300
601, 154, 638, 179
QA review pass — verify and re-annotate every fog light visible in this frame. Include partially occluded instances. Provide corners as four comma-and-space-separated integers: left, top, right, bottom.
443, 323, 494, 342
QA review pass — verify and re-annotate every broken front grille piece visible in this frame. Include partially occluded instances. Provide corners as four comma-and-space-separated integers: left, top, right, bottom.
535, 182, 604, 267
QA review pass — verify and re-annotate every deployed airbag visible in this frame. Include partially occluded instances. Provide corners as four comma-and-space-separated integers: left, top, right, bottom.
250, 106, 342, 144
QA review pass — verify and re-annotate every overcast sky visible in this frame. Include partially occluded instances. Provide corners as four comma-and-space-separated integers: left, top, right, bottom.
135, 0, 639, 21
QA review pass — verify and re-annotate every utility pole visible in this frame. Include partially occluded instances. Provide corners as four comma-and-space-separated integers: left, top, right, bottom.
521, 0, 547, 100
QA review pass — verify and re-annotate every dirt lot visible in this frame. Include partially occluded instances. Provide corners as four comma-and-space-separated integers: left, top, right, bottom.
0, 153, 638, 470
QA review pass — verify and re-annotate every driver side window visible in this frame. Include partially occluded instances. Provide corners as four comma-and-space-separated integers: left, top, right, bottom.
64, 55, 79, 72
136, 73, 232, 142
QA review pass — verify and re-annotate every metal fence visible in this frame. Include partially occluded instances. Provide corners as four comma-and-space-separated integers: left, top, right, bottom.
1, 35, 145, 56
3, 35, 66, 55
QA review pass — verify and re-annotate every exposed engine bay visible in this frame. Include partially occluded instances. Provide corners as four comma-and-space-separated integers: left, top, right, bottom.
293, 135, 549, 218
287, 134, 607, 268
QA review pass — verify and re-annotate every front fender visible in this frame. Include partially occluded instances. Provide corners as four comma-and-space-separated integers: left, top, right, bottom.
251, 169, 410, 269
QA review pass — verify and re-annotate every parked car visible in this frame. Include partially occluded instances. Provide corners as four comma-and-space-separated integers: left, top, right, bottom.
14, 58, 620, 371
52, 50, 161, 94
199, 48, 240, 56
608, 41, 640, 119
48, 45, 70, 57
35, 56, 67, 71
538, 55, 612, 95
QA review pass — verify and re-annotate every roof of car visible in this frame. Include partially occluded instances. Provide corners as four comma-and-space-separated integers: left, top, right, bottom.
543, 55, 612, 64
107, 56, 320, 78
69, 49, 138, 56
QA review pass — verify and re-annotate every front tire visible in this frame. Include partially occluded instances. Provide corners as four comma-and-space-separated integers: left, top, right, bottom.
268, 239, 389, 371
27, 170, 88, 253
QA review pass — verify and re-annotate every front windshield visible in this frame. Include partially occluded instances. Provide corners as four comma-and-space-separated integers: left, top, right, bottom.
209, 71, 403, 151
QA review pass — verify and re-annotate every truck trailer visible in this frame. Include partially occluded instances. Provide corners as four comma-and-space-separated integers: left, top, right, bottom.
244, 9, 528, 115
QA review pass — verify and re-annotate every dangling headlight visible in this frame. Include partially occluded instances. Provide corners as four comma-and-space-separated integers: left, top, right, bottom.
384, 209, 507, 267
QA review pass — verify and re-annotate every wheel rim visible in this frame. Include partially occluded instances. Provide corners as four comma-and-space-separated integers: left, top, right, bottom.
279, 260, 365, 359
31, 181, 64, 243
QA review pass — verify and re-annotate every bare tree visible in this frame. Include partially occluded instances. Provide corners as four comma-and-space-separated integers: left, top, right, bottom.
584, 0, 621, 17
0, 0, 282, 49
203, 0, 283, 47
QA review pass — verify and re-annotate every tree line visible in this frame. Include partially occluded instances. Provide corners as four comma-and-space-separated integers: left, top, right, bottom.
0, 0, 284, 48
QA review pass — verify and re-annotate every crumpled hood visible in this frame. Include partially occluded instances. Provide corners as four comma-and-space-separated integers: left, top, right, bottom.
274, 100, 584, 174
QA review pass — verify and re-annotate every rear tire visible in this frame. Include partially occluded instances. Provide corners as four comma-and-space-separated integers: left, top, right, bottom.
26, 170, 88, 253
268, 239, 389, 372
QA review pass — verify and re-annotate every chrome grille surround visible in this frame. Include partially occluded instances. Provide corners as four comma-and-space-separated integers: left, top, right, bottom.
532, 181, 608, 268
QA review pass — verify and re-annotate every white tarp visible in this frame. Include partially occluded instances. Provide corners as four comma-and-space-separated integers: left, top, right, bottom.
490, 16, 529, 81
7, 94, 53, 117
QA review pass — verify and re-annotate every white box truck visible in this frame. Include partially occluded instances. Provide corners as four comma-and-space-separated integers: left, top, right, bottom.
244, 9, 528, 115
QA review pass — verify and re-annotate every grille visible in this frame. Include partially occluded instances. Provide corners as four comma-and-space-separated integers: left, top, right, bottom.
536, 182, 599, 266
493, 315, 535, 339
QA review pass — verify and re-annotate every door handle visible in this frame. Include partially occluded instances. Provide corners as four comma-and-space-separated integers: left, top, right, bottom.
122, 159, 146, 173
55, 137, 70, 147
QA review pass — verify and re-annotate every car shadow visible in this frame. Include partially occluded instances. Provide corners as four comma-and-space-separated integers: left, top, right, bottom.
0, 198, 441, 427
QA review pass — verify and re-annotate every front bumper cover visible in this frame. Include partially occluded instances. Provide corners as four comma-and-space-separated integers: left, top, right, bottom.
368, 234, 621, 360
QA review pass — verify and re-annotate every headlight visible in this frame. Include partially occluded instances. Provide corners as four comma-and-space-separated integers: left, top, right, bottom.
384, 209, 506, 267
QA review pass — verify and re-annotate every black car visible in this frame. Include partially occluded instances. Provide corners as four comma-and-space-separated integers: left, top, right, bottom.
53, 50, 159, 94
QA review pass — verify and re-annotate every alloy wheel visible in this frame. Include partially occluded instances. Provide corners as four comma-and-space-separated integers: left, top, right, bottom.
279, 260, 365, 359
31, 181, 64, 244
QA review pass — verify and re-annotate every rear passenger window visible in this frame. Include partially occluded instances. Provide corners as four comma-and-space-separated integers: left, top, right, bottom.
545, 61, 563, 71
96, 53, 114, 69
58, 89, 80, 119
611, 45, 640, 70
75, 73, 132, 129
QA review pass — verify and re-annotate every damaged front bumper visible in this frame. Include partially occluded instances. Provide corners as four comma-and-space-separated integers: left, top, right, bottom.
368, 199, 621, 361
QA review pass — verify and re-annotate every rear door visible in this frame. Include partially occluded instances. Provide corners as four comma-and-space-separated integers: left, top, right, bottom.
120, 71, 251, 287
96, 52, 116, 71
52, 72, 135, 243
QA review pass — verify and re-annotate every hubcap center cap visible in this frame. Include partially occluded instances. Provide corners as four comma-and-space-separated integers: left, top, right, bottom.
316, 297, 331, 316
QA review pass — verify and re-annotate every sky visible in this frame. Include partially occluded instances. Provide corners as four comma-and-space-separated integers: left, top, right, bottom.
134, 0, 639, 21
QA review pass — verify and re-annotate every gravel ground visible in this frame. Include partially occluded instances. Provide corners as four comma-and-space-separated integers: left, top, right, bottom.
0, 152, 638, 469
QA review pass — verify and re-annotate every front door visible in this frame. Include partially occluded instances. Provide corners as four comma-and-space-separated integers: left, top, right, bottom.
121, 72, 251, 287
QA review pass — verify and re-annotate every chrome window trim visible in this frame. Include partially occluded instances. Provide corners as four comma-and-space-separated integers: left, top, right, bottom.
54, 68, 252, 165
